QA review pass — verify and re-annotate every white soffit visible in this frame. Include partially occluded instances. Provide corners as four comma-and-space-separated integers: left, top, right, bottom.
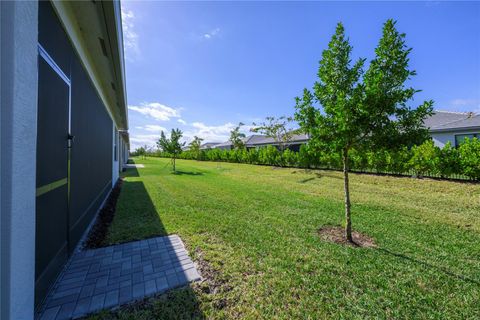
51, 0, 128, 130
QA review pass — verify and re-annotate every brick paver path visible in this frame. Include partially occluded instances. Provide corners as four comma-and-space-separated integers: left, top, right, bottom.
38, 235, 201, 320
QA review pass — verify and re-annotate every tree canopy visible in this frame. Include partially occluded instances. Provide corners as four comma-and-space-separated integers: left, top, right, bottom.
251, 116, 297, 151
188, 136, 204, 160
229, 122, 246, 149
157, 128, 185, 172
295, 20, 433, 242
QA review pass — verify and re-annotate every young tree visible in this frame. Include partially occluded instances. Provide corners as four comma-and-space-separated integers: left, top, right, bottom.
157, 128, 185, 173
251, 116, 296, 151
229, 122, 246, 150
295, 20, 432, 243
134, 145, 147, 159
189, 136, 204, 160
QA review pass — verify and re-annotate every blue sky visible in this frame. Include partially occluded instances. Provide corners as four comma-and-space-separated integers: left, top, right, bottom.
121, 1, 480, 150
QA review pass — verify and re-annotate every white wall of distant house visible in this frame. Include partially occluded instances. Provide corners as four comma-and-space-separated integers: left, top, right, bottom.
431, 129, 480, 148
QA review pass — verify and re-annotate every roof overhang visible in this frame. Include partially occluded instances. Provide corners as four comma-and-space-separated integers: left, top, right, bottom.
51, 0, 128, 130
119, 130, 130, 145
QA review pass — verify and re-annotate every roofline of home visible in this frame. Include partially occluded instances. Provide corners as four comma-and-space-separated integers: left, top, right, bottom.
248, 139, 309, 147
433, 110, 473, 115
51, 0, 128, 131
429, 126, 480, 133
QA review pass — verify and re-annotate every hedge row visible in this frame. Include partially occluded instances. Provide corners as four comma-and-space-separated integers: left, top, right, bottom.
151, 138, 480, 181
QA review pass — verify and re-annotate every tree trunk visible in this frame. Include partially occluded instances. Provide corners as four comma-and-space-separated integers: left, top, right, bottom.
173, 156, 176, 173
342, 148, 353, 242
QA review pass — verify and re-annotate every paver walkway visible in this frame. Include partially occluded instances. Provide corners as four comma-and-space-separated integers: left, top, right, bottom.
125, 163, 145, 168
38, 235, 201, 320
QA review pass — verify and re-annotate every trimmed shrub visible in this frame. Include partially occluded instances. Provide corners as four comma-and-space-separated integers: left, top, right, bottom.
154, 139, 478, 181
409, 140, 440, 177
458, 138, 480, 180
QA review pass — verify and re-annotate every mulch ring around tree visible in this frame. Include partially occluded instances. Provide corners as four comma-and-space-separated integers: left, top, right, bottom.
318, 225, 377, 248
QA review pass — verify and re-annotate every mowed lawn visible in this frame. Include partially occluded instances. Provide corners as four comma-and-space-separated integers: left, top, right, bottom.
99, 157, 479, 319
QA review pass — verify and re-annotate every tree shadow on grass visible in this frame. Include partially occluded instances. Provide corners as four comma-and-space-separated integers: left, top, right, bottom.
299, 177, 316, 183
173, 170, 204, 176
377, 247, 480, 286
298, 172, 326, 183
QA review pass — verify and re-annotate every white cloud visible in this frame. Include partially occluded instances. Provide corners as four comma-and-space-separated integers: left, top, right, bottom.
136, 124, 167, 132
177, 119, 187, 125
130, 134, 159, 150
183, 122, 251, 143
449, 99, 480, 113
121, 6, 139, 61
128, 102, 181, 121
450, 99, 479, 107
203, 28, 221, 40
130, 121, 253, 149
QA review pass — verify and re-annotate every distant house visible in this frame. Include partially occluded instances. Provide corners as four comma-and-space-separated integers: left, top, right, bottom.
200, 142, 222, 150
243, 134, 309, 151
424, 111, 480, 147
212, 133, 309, 151
206, 111, 480, 154
214, 141, 235, 150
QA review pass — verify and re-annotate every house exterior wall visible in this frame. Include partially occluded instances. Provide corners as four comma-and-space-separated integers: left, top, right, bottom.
69, 49, 114, 253
119, 136, 129, 171
112, 127, 120, 186
34, 1, 120, 307
431, 132, 455, 148
0, 1, 38, 319
0, 1, 128, 317
431, 129, 480, 148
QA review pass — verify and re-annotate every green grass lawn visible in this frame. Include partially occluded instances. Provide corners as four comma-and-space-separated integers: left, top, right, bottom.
94, 157, 479, 319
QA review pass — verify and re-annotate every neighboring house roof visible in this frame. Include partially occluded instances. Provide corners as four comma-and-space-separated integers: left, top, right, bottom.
214, 141, 233, 148
213, 133, 309, 149
244, 134, 271, 146
245, 133, 309, 146
200, 142, 221, 149
425, 110, 480, 132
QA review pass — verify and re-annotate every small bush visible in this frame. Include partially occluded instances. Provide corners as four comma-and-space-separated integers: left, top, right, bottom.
458, 138, 480, 180
409, 140, 440, 177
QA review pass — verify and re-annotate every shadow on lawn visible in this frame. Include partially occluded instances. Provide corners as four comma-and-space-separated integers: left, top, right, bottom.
94, 180, 206, 318
298, 172, 334, 183
378, 248, 480, 286
119, 180, 168, 238
122, 158, 140, 177
173, 170, 204, 176
123, 166, 140, 178
95, 284, 206, 320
